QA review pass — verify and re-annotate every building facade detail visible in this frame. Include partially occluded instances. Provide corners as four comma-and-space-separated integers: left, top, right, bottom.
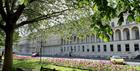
17, 17, 140, 59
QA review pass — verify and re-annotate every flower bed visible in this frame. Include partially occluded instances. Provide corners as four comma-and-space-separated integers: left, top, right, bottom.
45, 58, 136, 71
13, 55, 137, 71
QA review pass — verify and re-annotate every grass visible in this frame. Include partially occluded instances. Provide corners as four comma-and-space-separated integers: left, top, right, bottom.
134, 66, 140, 71
45, 65, 87, 71
13, 59, 87, 71
12, 58, 140, 71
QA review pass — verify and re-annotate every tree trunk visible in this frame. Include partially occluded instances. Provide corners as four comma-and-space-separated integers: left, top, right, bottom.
2, 29, 14, 71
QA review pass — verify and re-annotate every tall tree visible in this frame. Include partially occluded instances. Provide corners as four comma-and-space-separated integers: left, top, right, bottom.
0, 0, 74, 71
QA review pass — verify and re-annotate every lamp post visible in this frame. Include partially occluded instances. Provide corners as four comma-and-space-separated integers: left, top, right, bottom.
39, 39, 46, 64
39, 39, 46, 71
40, 40, 43, 64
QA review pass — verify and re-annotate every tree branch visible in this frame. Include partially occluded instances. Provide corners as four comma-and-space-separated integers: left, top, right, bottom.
12, 0, 37, 23
5, 0, 11, 14
11, 0, 17, 13
13, 4, 25, 23
0, 0, 7, 21
16, 9, 69, 29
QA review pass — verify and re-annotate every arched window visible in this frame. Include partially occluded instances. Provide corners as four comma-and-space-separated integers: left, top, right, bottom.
115, 29, 121, 41
123, 28, 130, 40
132, 27, 139, 40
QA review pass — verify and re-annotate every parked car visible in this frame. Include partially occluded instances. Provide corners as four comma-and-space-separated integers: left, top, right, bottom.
32, 52, 39, 57
110, 55, 125, 64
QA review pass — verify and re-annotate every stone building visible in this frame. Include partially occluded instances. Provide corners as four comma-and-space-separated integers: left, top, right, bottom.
17, 15, 140, 59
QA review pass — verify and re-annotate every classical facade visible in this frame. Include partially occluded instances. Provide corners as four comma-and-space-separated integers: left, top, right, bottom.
17, 15, 140, 59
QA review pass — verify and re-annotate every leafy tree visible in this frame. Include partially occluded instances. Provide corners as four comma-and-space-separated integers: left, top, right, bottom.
0, 0, 74, 71
78, 0, 140, 24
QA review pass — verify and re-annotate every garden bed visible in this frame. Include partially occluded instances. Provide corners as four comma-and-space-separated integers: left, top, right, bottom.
13, 55, 140, 71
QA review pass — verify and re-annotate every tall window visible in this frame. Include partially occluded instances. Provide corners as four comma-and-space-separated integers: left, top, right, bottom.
74, 46, 76, 52
92, 45, 94, 52
117, 44, 121, 51
134, 44, 139, 51
133, 28, 139, 39
82, 45, 85, 52
111, 34, 114, 41
110, 44, 113, 51
126, 19, 129, 24
74, 36, 76, 42
78, 46, 80, 52
61, 47, 63, 52
125, 44, 130, 51
64, 47, 66, 52
67, 46, 69, 51
123, 28, 130, 40
77, 38, 79, 43
98, 45, 100, 52
126, 31, 130, 40
135, 30, 139, 39
87, 49, 89, 52
70, 46, 73, 52
61, 39, 63, 44
104, 45, 107, 52
115, 29, 121, 41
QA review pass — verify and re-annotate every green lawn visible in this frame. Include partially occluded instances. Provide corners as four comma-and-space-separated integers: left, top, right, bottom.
134, 66, 140, 71
12, 59, 140, 71
13, 59, 87, 71
45, 65, 87, 71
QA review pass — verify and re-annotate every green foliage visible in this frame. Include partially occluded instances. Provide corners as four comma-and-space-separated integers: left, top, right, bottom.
135, 16, 140, 23
19, 0, 29, 5
127, 14, 135, 22
75, 0, 140, 41
0, 30, 5, 47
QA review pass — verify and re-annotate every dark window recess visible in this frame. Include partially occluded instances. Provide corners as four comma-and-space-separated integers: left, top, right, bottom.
87, 49, 89, 52
125, 44, 130, 51
61, 48, 63, 52
82, 46, 85, 52
64, 47, 66, 52
134, 44, 139, 51
78, 46, 80, 52
74, 46, 76, 52
67, 46, 69, 51
111, 35, 114, 41
126, 19, 129, 24
135, 30, 139, 39
92, 45, 94, 52
104, 45, 107, 52
110, 44, 113, 51
117, 45, 121, 51
74, 36, 76, 42
98, 45, 100, 52
126, 31, 130, 40
71, 46, 73, 52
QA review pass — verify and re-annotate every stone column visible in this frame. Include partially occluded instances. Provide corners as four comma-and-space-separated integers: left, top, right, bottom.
113, 30, 116, 41
95, 35, 97, 43
121, 30, 124, 40
129, 28, 133, 40
138, 25, 140, 39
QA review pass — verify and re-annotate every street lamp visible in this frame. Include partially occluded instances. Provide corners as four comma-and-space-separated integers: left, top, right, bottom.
40, 40, 42, 64
39, 39, 46, 71
39, 39, 46, 64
